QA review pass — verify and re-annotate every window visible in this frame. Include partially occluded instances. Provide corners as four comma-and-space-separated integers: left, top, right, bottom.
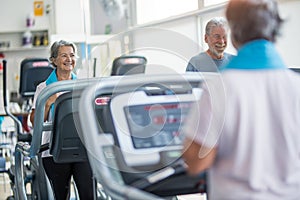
136, 0, 198, 25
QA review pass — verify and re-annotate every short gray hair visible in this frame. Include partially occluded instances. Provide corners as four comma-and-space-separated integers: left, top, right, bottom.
205, 17, 229, 35
49, 40, 77, 67
226, 0, 283, 45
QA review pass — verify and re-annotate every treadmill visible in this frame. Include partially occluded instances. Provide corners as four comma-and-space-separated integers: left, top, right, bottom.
78, 74, 211, 200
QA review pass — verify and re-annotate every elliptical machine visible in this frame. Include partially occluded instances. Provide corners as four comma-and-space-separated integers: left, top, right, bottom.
2, 59, 53, 200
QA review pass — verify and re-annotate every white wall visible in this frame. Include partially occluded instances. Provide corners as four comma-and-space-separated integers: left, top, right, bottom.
0, 0, 53, 32
277, 0, 300, 68
133, 18, 201, 74
89, 0, 128, 34
0, 0, 53, 94
133, 24, 199, 74
53, 0, 85, 35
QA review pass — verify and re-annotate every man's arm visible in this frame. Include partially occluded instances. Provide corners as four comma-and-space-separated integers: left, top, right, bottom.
182, 137, 217, 175
186, 61, 197, 72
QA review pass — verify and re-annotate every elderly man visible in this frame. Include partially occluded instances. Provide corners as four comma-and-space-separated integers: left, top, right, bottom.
186, 17, 235, 72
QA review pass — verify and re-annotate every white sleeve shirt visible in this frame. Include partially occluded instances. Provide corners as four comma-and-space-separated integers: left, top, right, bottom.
184, 69, 300, 200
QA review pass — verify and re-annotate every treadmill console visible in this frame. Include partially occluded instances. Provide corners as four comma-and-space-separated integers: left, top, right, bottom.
110, 88, 202, 167
124, 102, 192, 149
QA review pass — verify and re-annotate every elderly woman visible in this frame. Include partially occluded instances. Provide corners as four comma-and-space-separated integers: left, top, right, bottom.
30, 40, 94, 200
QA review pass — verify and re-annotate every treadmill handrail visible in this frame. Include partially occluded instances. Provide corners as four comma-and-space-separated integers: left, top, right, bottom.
14, 142, 30, 200
30, 76, 120, 157
2, 60, 23, 135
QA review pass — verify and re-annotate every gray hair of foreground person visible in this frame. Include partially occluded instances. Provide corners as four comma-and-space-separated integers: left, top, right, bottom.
226, 0, 283, 47
49, 40, 78, 67
205, 17, 229, 36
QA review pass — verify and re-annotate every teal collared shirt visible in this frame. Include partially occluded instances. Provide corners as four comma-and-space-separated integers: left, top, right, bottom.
45, 69, 77, 116
221, 39, 286, 71
45, 69, 77, 85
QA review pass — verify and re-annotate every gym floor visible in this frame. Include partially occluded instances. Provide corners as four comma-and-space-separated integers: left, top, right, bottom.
0, 176, 207, 200
0, 180, 206, 200
178, 194, 206, 200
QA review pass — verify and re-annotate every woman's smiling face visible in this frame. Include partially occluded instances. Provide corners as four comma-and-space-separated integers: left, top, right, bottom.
53, 46, 76, 72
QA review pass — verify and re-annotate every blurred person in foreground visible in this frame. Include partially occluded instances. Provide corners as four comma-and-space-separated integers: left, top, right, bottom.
182, 0, 300, 199
186, 17, 235, 72
30, 40, 94, 200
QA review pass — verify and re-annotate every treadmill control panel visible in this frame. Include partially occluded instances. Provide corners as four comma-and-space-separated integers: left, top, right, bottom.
124, 102, 193, 149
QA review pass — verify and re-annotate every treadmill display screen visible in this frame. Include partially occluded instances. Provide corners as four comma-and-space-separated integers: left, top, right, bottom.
124, 102, 193, 149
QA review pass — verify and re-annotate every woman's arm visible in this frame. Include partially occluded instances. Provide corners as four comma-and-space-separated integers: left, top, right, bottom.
30, 93, 60, 127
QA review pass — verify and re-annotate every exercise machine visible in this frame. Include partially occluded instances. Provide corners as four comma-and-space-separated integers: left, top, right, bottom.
2, 58, 53, 200
78, 74, 209, 199
20, 76, 119, 200
111, 55, 147, 76
15, 71, 212, 200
